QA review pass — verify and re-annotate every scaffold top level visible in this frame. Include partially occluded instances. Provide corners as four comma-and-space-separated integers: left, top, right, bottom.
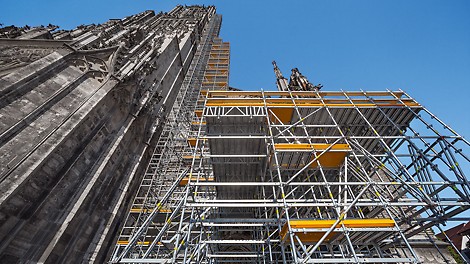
204, 90, 421, 108
206, 90, 407, 98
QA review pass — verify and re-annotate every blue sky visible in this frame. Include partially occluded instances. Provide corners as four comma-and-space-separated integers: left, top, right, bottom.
2, 0, 469, 140
1, 1, 468, 139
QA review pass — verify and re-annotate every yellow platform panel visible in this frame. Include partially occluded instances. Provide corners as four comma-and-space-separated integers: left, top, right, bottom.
280, 218, 395, 243
269, 107, 294, 124
195, 110, 203, 117
179, 177, 214, 186
275, 143, 350, 168
187, 138, 197, 147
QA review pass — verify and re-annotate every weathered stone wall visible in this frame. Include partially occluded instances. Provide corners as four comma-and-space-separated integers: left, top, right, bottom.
0, 6, 206, 261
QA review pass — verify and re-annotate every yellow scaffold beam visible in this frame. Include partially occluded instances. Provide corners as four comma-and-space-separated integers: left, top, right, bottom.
275, 143, 350, 151
117, 241, 163, 246
202, 81, 228, 87
191, 121, 206, 126
206, 90, 406, 98
129, 208, 172, 213
205, 98, 420, 108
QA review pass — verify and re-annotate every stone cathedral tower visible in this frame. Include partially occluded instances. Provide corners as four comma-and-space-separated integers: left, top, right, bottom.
0, 5, 224, 263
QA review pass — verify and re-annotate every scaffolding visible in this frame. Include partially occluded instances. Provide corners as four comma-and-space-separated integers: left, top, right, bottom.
112, 85, 470, 263
180, 90, 470, 263
109, 13, 470, 264
110, 12, 232, 263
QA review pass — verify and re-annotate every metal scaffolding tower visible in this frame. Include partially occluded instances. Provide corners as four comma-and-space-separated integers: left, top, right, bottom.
195, 89, 470, 263
110, 11, 232, 263
110, 19, 470, 264
112, 85, 470, 263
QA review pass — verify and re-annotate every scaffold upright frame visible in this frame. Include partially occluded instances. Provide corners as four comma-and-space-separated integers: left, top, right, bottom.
118, 88, 470, 263
113, 87, 470, 263
187, 89, 470, 263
